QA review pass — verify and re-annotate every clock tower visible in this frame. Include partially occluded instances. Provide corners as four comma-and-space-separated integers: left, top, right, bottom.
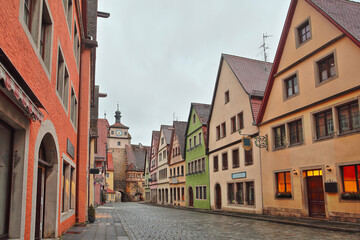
108, 105, 131, 149
108, 104, 132, 196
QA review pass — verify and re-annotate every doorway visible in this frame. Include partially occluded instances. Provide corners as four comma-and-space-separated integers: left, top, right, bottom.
215, 184, 221, 210
305, 169, 325, 218
188, 187, 194, 207
33, 132, 58, 239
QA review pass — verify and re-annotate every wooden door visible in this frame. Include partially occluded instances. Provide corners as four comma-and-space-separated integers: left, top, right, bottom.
307, 176, 325, 218
35, 167, 45, 240
188, 187, 193, 207
215, 184, 221, 209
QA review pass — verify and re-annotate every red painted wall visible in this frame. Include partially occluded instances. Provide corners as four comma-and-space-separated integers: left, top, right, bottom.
0, 0, 90, 238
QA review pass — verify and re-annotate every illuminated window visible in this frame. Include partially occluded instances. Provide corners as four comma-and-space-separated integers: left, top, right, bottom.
276, 172, 291, 193
341, 165, 360, 193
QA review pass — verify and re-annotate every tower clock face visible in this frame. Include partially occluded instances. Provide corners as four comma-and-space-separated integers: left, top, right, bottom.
116, 130, 123, 136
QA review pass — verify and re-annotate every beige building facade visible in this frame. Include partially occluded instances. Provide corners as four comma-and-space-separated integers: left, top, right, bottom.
157, 125, 172, 204
208, 54, 271, 214
257, 0, 360, 222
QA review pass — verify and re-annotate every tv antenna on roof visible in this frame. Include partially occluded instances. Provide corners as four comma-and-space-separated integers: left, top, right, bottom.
173, 113, 178, 122
258, 33, 272, 71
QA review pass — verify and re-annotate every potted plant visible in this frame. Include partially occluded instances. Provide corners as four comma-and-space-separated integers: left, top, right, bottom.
88, 204, 96, 223
275, 192, 292, 199
341, 192, 360, 200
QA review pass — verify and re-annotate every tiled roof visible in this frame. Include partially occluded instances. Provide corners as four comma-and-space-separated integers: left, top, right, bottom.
192, 103, 211, 125
107, 152, 114, 171
250, 98, 262, 122
223, 54, 272, 96
172, 121, 188, 159
161, 125, 173, 145
110, 122, 129, 129
126, 144, 149, 171
310, 0, 360, 42
106, 188, 115, 194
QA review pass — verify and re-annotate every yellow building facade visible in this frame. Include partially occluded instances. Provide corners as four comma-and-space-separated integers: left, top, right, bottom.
257, 0, 360, 221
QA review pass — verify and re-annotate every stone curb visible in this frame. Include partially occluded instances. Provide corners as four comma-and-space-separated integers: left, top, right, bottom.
142, 202, 360, 233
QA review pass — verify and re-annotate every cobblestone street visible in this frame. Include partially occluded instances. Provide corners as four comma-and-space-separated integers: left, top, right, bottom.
112, 202, 359, 240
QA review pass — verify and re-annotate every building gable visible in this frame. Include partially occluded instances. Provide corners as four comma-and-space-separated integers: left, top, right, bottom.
257, 0, 360, 125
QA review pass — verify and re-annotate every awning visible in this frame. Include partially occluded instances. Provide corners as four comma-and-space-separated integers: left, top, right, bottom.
0, 63, 43, 123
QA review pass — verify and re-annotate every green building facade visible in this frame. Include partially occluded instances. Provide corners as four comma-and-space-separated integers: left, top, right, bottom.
185, 103, 211, 209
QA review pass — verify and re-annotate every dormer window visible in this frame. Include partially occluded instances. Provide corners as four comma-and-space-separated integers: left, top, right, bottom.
193, 114, 196, 123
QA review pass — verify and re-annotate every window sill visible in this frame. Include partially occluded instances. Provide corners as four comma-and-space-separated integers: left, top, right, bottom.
232, 165, 240, 169
244, 163, 253, 166
284, 92, 300, 102
337, 129, 360, 138
315, 74, 338, 88
60, 209, 75, 223
314, 134, 334, 142
288, 142, 304, 148
272, 146, 286, 152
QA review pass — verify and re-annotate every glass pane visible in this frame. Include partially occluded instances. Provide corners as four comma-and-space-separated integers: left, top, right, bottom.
294, 78, 298, 94
236, 183, 244, 204
307, 170, 313, 177
351, 103, 360, 129
339, 106, 350, 131
277, 173, 285, 193
0, 124, 11, 235
343, 166, 357, 192
285, 172, 291, 193
314, 170, 319, 176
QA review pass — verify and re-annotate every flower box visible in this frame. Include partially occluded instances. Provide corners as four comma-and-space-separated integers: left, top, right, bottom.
275, 192, 292, 199
341, 192, 360, 200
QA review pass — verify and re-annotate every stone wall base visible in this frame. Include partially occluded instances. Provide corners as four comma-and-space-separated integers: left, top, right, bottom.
264, 207, 303, 218
329, 211, 360, 223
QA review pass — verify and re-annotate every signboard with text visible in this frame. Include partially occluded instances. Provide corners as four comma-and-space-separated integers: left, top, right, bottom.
232, 172, 246, 179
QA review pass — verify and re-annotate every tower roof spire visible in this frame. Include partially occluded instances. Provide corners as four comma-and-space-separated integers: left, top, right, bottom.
115, 102, 122, 123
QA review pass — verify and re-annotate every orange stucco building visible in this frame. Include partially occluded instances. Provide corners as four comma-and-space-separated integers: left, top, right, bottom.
257, 0, 360, 222
0, 0, 104, 238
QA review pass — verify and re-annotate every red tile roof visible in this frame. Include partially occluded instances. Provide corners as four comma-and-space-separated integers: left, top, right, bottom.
107, 152, 114, 171
250, 98, 262, 121
110, 122, 129, 129
309, 0, 360, 43
106, 188, 115, 194
223, 54, 272, 96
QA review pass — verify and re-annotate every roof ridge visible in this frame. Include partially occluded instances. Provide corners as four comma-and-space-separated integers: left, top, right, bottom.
222, 53, 273, 64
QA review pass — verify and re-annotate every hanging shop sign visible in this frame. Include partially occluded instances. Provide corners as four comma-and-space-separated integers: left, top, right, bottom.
0, 63, 43, 123
242, 136, 252, 151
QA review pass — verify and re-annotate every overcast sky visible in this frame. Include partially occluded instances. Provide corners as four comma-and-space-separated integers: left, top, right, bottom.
95, 0, 291, 146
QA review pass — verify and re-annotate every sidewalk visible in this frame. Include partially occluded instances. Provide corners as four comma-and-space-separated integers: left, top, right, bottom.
145, 202, 360, 233
61, 203, 129, 240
